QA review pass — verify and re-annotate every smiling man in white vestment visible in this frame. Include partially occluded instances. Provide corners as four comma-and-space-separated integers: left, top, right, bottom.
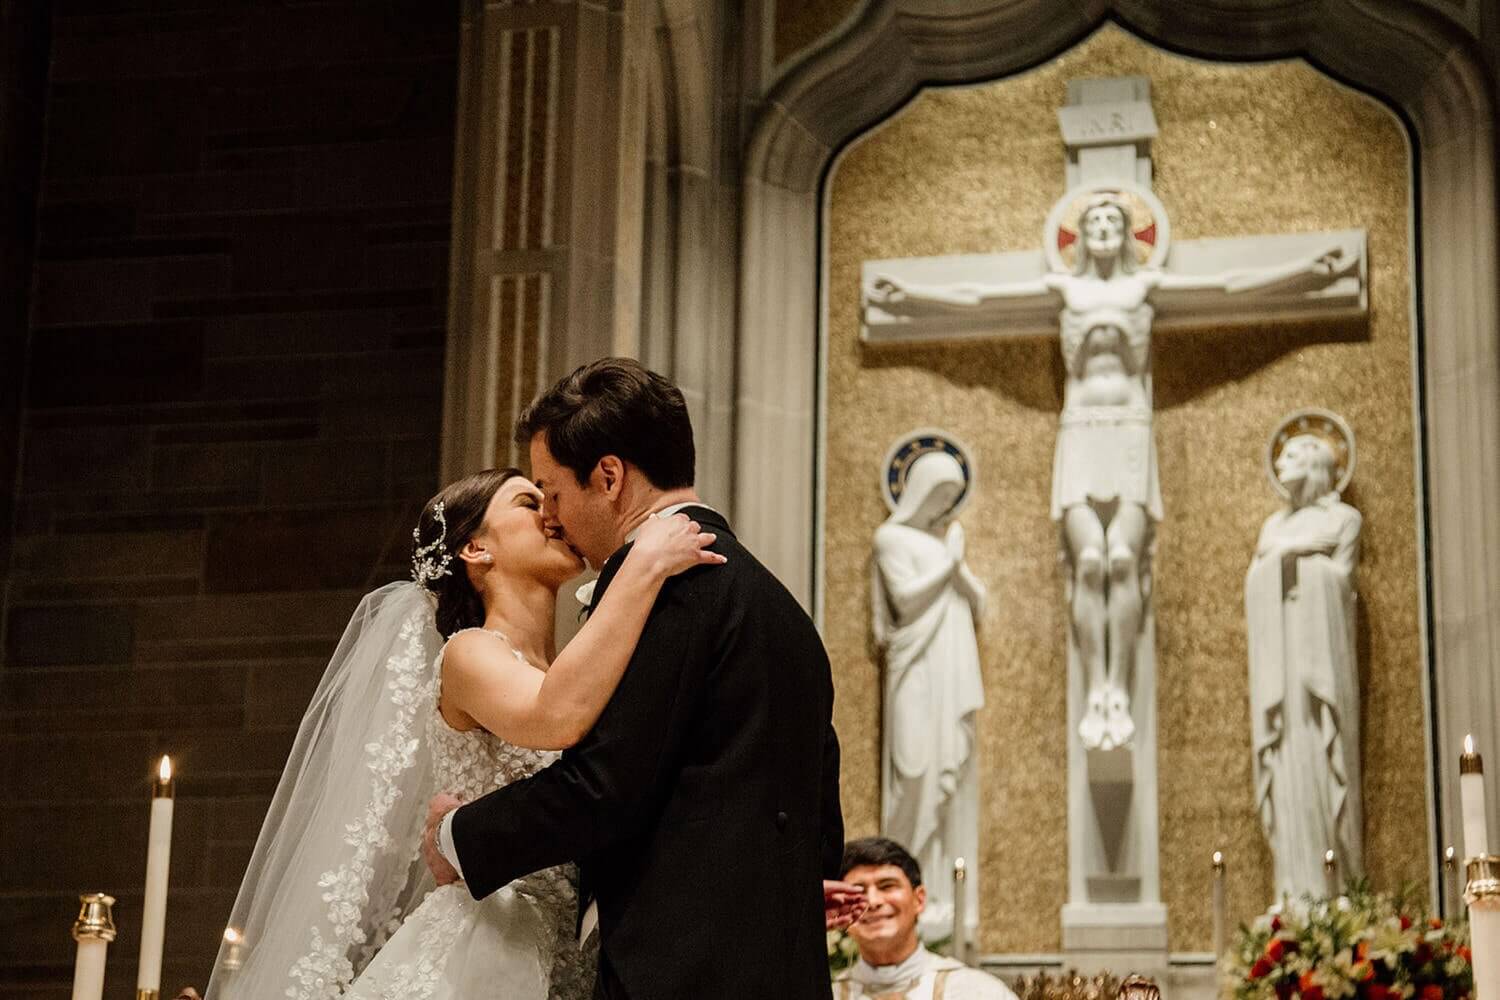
835, 838, 1017, 1000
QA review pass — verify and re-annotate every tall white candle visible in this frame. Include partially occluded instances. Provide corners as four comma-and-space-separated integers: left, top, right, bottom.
1468, 856, 1500, 1000
1463, 735, 1489, 860
137, 756, 175, 999
1447, 846, 1460, 914
71, 893, 116, 1000
1472, 902, 1500, 1000
952, 857, 969, 966
1212, 851, 1227, 959
218, 927, 245, 1000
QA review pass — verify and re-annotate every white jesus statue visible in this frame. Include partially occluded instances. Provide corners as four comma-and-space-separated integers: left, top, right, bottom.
869, 191, 1360, 750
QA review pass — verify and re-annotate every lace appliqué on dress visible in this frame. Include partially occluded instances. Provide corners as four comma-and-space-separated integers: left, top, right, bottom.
286, 611, 438, 1000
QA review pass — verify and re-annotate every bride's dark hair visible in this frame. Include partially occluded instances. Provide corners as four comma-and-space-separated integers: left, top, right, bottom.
413, 467, 523, 637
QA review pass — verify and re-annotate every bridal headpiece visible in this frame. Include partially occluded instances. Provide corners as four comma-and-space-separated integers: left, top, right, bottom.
411, 500, 454, 585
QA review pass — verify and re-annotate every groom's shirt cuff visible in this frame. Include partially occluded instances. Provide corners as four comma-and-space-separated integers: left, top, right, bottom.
438, 808, 465, 880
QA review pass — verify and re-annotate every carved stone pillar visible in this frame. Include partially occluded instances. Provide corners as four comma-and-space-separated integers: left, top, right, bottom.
442, 0, 649, 475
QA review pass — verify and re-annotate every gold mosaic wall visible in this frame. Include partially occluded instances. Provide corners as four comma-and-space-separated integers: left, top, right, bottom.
822, 25, 1428, 954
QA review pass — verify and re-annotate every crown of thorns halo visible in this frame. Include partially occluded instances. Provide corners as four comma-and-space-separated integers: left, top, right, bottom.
411, 500, 455, 585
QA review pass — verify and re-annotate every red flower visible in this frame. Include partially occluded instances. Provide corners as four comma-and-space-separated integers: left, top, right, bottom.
1299, 972, 1325, 1000
1400, 915, 1414, 931
1271, 916, 1284, 932
1460, 947, 1473, 964
1267, 939, 1288, 962
1366, 984, 1390, 1000
1421, 984, 1444, 1000
1356, 941, 1371, 961
1430, 917, 1445, 930
1250, 958, 1275, 980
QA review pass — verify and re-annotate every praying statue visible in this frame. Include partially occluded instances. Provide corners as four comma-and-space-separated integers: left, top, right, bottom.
872, 444, 987, 938
1244, 412, 1364, 899
868, 190, 1360, 751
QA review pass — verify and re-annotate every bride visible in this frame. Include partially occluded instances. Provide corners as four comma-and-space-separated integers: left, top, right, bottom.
207, 467, 725, 1000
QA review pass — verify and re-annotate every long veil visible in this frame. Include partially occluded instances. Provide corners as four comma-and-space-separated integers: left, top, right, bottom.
206, 581, 446, 1000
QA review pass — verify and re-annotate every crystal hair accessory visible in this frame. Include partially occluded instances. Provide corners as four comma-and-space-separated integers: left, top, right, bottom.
411, 500, 454, 585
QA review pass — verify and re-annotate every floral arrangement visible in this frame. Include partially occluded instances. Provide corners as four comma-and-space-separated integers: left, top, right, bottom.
827, 929, 860, 976
1224, 885, 1472, 1000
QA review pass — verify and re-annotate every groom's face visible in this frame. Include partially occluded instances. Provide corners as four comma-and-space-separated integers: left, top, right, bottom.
528, 434, 620, 570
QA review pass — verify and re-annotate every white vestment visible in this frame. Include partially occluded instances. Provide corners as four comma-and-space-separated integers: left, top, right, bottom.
1245, 494, 1363, 899
834, 947, 1018, 1000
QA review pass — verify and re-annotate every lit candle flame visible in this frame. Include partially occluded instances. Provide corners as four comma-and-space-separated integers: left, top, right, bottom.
1466, 734, 1477, 755
1325, 848, 1336, 864
1212, 850, 1223, 865
158, 755, 173, 782
224, 928, 240, 945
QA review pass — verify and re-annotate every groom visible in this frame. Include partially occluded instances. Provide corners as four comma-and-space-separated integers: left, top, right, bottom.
422, 358, 851, 998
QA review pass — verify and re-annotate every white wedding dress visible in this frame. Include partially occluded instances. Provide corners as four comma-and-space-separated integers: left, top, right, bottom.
344, 631, 594, 1000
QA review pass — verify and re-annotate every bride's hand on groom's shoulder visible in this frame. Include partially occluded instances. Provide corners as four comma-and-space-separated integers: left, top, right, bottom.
423, 792, 465, 886
630, 513, 726, 578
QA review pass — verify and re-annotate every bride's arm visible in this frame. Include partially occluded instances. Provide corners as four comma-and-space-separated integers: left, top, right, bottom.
442, 514, 725, 751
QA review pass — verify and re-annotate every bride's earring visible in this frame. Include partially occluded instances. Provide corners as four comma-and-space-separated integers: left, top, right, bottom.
479, 552, 494, 564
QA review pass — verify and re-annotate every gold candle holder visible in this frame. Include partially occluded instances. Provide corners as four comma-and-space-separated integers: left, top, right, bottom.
1467, 854, 1500, 903
72, 894, 116, 1000
1462, 737, 1484, 776
72, 894, 117, 943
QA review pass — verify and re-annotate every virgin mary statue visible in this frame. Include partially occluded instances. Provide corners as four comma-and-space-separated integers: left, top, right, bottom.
872, 448, 987, 936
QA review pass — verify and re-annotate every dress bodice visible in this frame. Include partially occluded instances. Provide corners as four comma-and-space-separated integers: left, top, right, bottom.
427, 635, 559, 800
425, 629, 592, 999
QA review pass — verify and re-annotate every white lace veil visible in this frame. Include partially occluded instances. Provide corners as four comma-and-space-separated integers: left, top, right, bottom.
205, 581, 446, 1000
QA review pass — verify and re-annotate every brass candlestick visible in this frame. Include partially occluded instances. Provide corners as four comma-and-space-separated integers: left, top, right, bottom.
1468, 854, 1500, 903
73, 894, 117, 944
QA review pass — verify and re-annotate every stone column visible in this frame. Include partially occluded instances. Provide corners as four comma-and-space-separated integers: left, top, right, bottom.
442, 0, 649, 475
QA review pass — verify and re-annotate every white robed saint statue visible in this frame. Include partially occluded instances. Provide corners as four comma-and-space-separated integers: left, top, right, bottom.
1245, 410, 1364, 898
872, 438, 987, 938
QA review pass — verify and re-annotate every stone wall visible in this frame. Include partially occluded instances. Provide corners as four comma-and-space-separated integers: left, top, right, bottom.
0, 3, 458, 996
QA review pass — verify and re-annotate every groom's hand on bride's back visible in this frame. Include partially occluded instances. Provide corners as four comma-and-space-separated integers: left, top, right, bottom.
423, 792, 465, 886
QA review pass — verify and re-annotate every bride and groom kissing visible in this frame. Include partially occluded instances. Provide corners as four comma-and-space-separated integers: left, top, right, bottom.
211, 357, 865, 1000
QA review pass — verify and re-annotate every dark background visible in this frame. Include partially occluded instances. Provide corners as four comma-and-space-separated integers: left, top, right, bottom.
0, 2, 459, 995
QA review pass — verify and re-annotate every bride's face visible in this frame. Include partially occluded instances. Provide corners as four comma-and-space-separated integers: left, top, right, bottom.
471, 477, 585, 589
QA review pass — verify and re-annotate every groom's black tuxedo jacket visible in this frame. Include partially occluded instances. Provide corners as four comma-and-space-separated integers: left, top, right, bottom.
452, 506, 844, 999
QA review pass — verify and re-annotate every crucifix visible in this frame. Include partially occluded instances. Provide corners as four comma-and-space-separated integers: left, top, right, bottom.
860, 76, 1367, 971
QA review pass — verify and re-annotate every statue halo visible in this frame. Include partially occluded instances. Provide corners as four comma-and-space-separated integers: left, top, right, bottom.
1266, 407, 1356, 500
881, 429, 977, 516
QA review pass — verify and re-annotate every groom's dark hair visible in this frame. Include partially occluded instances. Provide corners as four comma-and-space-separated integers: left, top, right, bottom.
515, 357, 695, 489
840, 837, 923, 888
